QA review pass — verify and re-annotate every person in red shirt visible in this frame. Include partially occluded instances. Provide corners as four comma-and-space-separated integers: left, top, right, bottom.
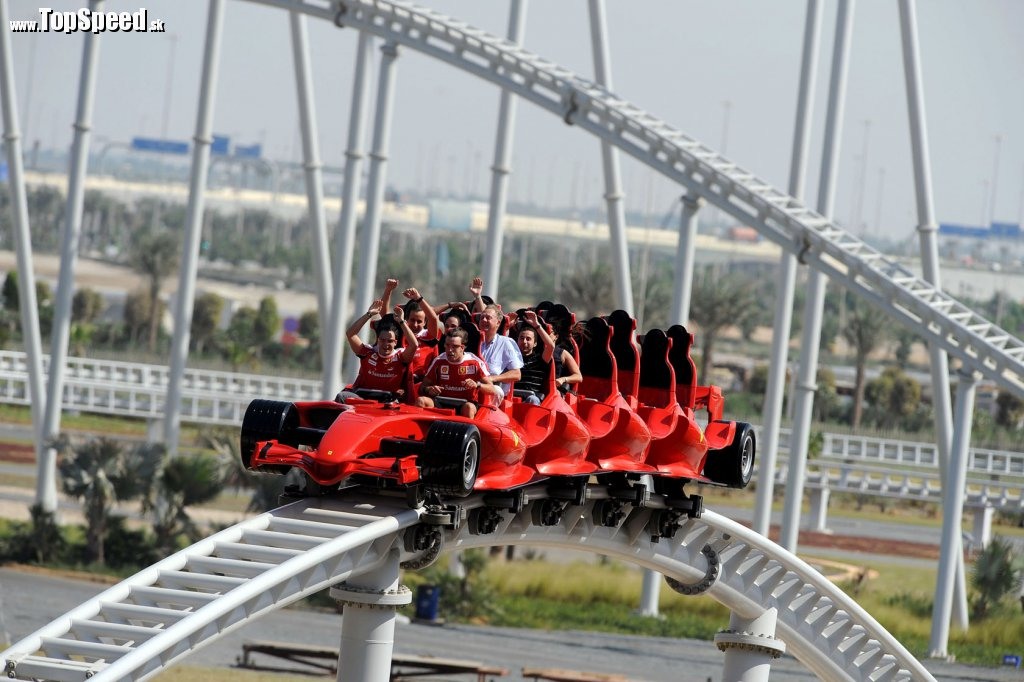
401, 286, 442, 381
416, 328, 497, 418
337, 299, 418, 401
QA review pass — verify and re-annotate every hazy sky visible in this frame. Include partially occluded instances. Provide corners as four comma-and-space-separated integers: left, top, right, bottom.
7, 0, 1024, 241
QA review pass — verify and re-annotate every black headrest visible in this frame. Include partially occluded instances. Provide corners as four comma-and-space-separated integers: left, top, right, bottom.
607, 310, 637, 371
639, 329, 673, 390
666, 324, 695, 384
579, 317, 613, 379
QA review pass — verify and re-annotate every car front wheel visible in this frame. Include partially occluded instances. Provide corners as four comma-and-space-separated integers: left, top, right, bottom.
420, 421, 481, 497
703, 422, 755, 489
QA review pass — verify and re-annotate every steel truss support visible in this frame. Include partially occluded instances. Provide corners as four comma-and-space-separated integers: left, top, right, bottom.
294, 0, 1024, 399
164, 0, 226, 456
754, 0, 822, 537
481, 0, 527, 300
715, 607, 786, 682
586, 0, 633, 313
331, 550, 410, 682
781, 0, 855, 552
325, 31, 373, 393
353, 41, 400, 341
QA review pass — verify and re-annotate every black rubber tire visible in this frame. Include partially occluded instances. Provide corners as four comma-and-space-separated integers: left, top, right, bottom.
703, 422, 755, 489
240, 399, 299, 469
419, 421, 481, 498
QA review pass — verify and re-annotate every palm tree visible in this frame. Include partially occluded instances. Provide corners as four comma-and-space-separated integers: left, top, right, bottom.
562, 263, 614, 320
57, 436, 159, 564
971, 536, 1021, 619
688, 267, 758, 381
128, 228, 180, 352
146, 450, 226, 552
841, 294, 890, 428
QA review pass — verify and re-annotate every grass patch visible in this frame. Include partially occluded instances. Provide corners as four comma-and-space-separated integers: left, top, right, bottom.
0, 472, 35, 488
154, 666, 313, 681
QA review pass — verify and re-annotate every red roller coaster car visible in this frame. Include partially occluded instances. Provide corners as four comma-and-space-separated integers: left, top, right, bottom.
240, 306, 754, 504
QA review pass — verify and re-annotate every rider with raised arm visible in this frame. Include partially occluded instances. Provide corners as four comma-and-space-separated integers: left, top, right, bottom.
336, 299, 417, 402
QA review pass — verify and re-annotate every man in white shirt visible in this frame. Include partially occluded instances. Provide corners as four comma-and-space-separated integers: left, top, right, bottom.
477, 303, 523, 400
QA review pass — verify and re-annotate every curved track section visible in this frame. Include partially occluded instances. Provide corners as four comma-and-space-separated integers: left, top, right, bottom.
0, 493, 421, 682
252, 0, 1024, 398
1, 486, 934, 682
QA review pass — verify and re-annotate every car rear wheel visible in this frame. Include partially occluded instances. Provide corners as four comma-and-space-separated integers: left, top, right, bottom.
240, 399, 299, 472
420, 421, 481, 498
703, 422, 755, 489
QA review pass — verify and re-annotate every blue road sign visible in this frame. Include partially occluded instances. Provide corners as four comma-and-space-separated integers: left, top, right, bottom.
130, 137, 189, 155
211, 135, 230, 156
235, 143, 262, 159
1003, 654, 1021, 668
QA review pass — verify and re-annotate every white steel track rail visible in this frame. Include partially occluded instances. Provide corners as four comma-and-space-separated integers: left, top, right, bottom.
0, 486, 935, 681
247, 0, 1024, 400
1, 493, 420, 682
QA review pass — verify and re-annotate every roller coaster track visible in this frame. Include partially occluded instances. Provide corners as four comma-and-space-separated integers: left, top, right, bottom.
0, 485, 935, 681
243, 0, 1024, 400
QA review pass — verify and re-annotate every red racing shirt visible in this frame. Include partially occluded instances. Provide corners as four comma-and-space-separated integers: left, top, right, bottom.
352, 344, 408, 393
423, 352, 489, 400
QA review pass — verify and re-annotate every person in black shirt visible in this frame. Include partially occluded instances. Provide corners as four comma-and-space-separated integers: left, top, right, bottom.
514, 309, 573, 404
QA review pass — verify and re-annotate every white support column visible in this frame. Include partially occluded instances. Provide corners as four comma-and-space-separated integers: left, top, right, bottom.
780, 0, 855, 553
971, 505, 994, 551
481, 0, 528, 299
897, 0, 967, 631
41, 0, 103, 514
808, 486, 830, 533
0, 0, 53, 511
669, 193, 702, 327
637, 568, 660, 618
324, 32, 373, 395
586, 0, 633, 313
331, 551, 411, 682
754, 0, 823, 537
715, 608, 786, 682
289, 11, 333, 376
929, 369, 978, 658
164, 0, 226, 456
352, 41, 400, 346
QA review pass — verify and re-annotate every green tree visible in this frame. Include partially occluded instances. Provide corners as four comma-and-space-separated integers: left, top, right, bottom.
995, 392, 1024, 429
864, 367, 922, 430
841, 294, 890, 428
2, 271, 18, 311
128, 227, 180, 352
191, 292, 225, 355
971, 536, 1021, 619
561, 263, 614, 320
57, 436, 160, 564
146, 449, 226, 552
253, 296, 280, 349
123, 289, 153, 347
689, 267, 758, 381
221, 306, 261, 370
72, 288, 105, 323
